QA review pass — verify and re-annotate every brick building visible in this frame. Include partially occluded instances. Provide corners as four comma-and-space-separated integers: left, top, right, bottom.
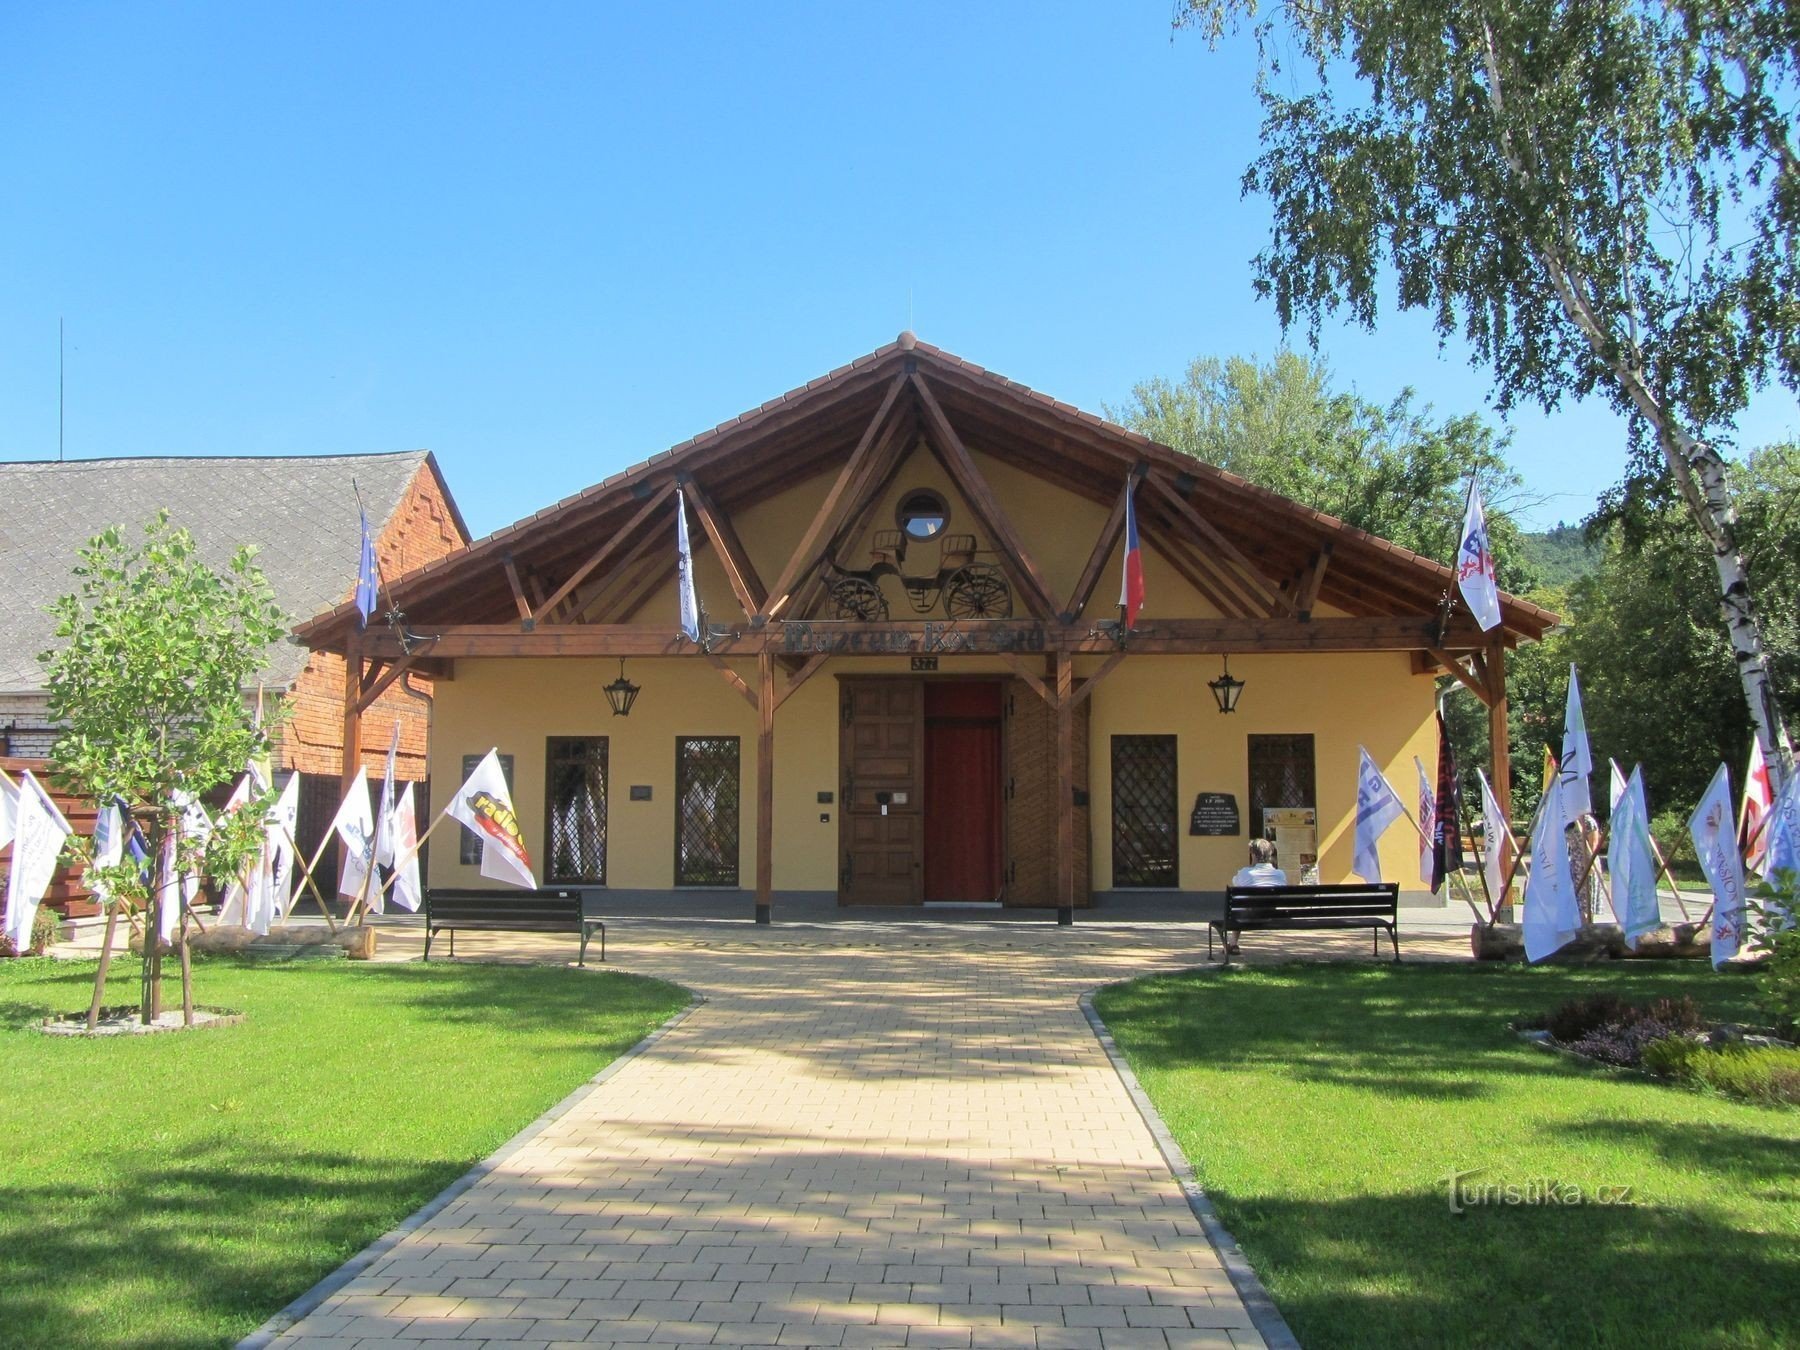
0, 451, 468, 886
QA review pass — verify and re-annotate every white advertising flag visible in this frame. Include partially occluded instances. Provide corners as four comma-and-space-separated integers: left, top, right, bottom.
1454, 479, 1503, 631
389, 783, 423, 912
1559, 665, 1594, 827
329, 767, 377, 902
1610, 766, 1661, 948
1690, 764, 1749, 967
0, 769, 18, 850
2, 771, 73, 953
1743, 738, 1774, 875
1353, 747, 1407, 884
155, 823, 182, 944
444, 749, 536, 889
1523, 776, 1582, 962
676, 488, 701, 644
374, 723, 401, 868
174, 790, 212, 912
1609, 759, 1628, 813
260, 773, 301, 927
89, 799, 125, 911
1476, 769, 1509, 910
1415, 757, 1436, 887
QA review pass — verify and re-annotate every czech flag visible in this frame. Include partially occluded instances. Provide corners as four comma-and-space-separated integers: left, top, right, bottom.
1119, 478, 1144, 630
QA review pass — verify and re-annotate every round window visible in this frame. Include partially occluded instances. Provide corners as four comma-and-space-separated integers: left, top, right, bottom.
897, 489, 950, 542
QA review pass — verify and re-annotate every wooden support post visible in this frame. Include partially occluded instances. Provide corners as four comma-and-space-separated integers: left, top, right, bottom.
1486, 638, 1513, 907
1056, 650, 1075, 926
341, 627, 364, 797
756, 650, 775, 925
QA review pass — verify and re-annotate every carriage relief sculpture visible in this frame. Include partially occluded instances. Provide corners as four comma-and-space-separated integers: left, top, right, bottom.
822, 487, 1013, 621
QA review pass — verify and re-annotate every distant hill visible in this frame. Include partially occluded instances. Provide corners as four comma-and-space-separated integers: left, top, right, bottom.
1521, 523, 1604, 588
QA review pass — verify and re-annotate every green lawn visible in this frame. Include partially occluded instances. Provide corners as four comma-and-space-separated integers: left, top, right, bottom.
1094, 963, 1800, 1350
0, 956, 689, 1349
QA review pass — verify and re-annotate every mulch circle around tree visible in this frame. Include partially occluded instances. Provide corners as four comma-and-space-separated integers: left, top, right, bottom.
38, 1005, 245, 1037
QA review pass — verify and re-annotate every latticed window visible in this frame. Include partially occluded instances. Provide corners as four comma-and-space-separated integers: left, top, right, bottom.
1111, 735, 1178, 889
1248, 734, 1316, 838
459, 753, 514, 865
545, 738, 607, 884
676, 736, 740, 886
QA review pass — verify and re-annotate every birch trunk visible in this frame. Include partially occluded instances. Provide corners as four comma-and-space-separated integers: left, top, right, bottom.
1659, 423, 1796, 791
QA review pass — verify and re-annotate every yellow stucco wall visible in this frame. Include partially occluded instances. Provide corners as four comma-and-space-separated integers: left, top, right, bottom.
428, 651, 1436, 894
428, 429, 1430, 895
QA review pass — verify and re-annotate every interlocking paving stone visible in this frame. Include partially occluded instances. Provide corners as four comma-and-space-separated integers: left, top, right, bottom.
265, 921, 1462, 1347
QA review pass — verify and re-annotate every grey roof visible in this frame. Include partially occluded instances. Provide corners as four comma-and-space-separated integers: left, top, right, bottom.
0, 451, 446, 694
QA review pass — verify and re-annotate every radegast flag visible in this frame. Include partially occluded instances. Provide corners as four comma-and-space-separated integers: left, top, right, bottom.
1354, 747, 1407, 883
1610, 766, 1661, 948
1119, 476, 1145, 631
1455, 478, 1502, 631
1690, 764, 1749, 968
1523, 775, 1582, 962
445, 749, 535, 889
389, 783, 423, 912
1559, 665, 1594, 827
676, 488, 701, 644
355, 507, 379, 627
1476, 768, 1509, 909
2, 770, 73, 953
1743, 738, 1774, 874
329, 767, 377, 902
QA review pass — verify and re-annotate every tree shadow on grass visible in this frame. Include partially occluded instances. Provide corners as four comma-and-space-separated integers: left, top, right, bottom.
1214, 1186, 1800, 1350
0, 1137, 462, 1350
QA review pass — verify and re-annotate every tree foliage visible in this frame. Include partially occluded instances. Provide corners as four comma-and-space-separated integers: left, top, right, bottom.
1179, 0, 1799, 777
1107, 349, 1536, 586
42, 512, 287, 1018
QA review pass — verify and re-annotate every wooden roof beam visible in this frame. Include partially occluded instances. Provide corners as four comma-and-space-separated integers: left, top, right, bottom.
760, 373, 908, 622
533, 480, 677, 623
792, 409, 917, 620
1064, 465, 1144, 623
1144, 474, 1293, 618
910, 372, 1062, 620
682, 473, 766, 618
1295, 543, 1333, 620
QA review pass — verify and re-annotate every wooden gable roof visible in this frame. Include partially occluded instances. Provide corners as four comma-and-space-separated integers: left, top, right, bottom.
292, 334, 1556, 657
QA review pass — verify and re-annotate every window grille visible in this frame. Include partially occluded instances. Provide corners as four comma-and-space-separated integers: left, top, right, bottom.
544, 740, 607, 884
1111, 735, 1178, 888
676, 736, 740, 886
1248, 734, 1316, 837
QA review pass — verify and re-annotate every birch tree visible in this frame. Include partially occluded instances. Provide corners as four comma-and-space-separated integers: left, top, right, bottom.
1179, 0, 1799, 783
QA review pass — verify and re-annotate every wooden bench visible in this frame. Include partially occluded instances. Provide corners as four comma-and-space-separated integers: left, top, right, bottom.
1213, 883, 1401, 965
423, 888, 605, 965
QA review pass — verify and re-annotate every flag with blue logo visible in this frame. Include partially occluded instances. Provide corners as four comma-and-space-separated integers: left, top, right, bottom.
355, 508, 379, 627
1353, 747, 1407, 883
1609, 766, 1660, 947
1690, 764, 1749, 967
1455, 479, 1502, 631
1523, 775, 1582, 962
1559, 665, 1594, 826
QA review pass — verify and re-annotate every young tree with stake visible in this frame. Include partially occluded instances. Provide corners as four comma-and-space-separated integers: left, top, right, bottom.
42, 513, 286, 1025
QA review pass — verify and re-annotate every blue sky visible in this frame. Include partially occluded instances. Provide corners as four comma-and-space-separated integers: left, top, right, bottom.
3, 2, 1792, 540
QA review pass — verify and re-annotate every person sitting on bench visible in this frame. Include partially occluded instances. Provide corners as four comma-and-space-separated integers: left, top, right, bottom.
1231, 837, 1288, 888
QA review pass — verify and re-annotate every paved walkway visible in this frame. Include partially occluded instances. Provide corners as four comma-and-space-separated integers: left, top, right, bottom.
264, 919, 1465, 1350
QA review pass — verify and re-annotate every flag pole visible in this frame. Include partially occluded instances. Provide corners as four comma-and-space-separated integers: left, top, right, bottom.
283, 824, 340, 932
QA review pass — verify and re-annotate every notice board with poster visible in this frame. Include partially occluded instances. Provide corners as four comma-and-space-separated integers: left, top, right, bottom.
1265, 807, 1319, 883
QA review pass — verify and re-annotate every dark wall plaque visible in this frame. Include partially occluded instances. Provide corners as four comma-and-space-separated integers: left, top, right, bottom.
629, 784, 652, 802
1189, 792, 1240, 836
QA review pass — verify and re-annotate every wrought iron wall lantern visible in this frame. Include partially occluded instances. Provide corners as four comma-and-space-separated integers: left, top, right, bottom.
1208, 655, 1245, 714
604, 658, 641, 717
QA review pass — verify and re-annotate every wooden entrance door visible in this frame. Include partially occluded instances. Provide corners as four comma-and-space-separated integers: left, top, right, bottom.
839, 679, 923, 904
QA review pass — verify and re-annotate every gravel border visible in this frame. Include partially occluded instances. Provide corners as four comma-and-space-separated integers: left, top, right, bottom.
237, 991, 705, 1349
1080, 989, 1301, 1350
